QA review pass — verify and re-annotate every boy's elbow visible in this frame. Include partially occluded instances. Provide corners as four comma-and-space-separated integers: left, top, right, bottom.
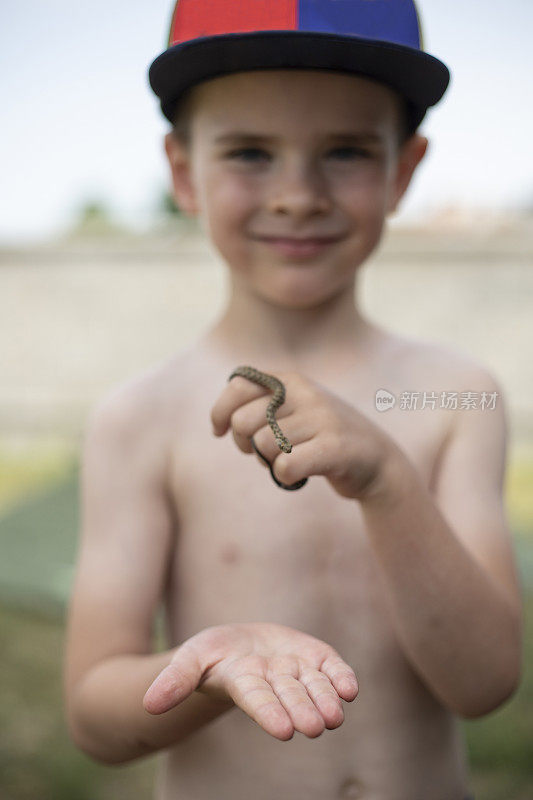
65, 705, 141, 766
68, 721, 140, 766
66, 716, 110, 765
457, 665, 522, 720
460, 613, 523, 720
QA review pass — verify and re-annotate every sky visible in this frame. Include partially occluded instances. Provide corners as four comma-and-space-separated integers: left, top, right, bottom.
1, 0, 532, 244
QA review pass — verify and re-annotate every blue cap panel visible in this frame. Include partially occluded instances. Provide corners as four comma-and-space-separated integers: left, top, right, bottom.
297, 0, 421, 49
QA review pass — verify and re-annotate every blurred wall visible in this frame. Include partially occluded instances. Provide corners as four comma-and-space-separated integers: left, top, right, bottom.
1, 220, 531, 450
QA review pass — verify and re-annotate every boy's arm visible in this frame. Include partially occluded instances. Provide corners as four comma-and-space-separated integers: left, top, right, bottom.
63, 388, 233, 766
359, 366, 523, 719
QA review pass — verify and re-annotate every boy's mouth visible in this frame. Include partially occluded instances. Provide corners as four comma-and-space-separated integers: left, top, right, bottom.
253, 234, 343, 259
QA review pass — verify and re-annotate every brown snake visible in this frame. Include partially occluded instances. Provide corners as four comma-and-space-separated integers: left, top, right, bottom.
228, 366, 308, 491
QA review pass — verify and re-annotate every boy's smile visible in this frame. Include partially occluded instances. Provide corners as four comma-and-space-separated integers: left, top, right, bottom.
251, 234, 345, 260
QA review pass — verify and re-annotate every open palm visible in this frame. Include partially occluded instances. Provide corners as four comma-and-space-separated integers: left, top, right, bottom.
143, 622, 358, 740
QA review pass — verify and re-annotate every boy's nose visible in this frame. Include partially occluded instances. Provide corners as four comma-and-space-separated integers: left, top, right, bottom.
266, 162, 331, 218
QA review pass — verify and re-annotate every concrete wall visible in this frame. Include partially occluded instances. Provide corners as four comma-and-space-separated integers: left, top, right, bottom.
1, 222, 531, 450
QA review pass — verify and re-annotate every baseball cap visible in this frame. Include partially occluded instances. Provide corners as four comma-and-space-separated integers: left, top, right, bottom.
149, 0, 450, 133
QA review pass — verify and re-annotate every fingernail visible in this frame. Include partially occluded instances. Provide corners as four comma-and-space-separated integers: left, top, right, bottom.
342, 677, 358, 696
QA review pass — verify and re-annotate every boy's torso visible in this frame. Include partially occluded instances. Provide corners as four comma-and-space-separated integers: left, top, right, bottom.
144, 330, 471, 800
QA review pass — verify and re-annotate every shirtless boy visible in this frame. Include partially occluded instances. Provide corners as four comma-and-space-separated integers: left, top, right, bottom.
63, 2, 523, 798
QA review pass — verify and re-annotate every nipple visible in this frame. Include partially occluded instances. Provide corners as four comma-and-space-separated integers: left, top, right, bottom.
219, 541, 240, 564
339, 777, 362, 799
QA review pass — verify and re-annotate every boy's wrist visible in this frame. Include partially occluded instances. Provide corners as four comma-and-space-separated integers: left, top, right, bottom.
355, 440, 413, 508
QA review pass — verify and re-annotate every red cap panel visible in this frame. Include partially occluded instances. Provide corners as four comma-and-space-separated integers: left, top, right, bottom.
169, 0, 297, 46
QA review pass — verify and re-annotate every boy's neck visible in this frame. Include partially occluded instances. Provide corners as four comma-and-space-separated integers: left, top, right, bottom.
202, 277, 381, 372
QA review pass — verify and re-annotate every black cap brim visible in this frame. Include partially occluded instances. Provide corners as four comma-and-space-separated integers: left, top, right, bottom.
149, 30, 450, 127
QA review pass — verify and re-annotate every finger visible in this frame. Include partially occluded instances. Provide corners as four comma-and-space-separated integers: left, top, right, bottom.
211, 376, 268, 437
319, 653, 359, 702
230, 394, 298, 456
228, 673, 295, 741
143, 642, 202, 715
298, 665, 345, 729
270, 436, 322, 487
251, 416, 315, 466
229, 397, 274, 454
268, 672, 325, 738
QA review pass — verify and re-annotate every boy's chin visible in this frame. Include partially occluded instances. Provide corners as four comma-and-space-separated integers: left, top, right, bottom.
255, 283, 350, 311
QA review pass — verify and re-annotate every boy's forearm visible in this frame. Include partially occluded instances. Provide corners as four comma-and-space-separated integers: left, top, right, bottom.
69, 649, 234, 765
358, 446, 522, 719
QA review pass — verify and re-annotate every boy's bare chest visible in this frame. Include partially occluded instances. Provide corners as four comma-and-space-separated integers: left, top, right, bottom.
163, 359, 445, 647
154, 352, 468, 797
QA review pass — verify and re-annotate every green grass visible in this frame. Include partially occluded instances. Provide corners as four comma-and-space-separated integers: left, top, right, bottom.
507, 456, 533, 538
0, 468, 79, 615
0, 442, 77, 513
0, 446, 532, 798
0, 604, 158, 800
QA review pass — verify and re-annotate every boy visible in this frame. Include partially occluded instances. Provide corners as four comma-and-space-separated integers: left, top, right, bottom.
63, 1, 523, 798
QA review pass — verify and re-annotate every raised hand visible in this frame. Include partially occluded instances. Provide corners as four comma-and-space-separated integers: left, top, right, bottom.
211, 369, 398, 500
143, 622, 358, 740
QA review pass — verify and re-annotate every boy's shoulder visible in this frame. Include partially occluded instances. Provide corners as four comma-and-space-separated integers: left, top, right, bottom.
86, 353, 189, 446
390, 332, 503, 395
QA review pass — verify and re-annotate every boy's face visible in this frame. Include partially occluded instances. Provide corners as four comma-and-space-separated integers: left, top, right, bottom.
165, 69, 427, 309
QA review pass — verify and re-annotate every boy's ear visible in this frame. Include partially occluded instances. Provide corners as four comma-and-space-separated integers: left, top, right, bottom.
387, 134, 429, 215
164, 132, 198, 216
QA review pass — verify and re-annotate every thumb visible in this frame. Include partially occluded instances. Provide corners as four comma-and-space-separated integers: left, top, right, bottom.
143, 643, 203, 715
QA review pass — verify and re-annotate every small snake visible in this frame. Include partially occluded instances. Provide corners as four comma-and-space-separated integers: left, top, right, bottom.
228, 365, 308, 491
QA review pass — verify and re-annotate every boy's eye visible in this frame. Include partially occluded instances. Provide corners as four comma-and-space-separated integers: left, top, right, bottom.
223, 145, 371, 163
225, 147, 270, 162
328, 146, 370, 160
